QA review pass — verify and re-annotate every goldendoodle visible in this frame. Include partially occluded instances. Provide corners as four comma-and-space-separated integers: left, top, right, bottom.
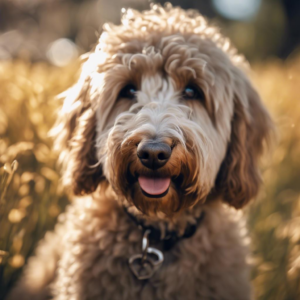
8, 4, 273, 300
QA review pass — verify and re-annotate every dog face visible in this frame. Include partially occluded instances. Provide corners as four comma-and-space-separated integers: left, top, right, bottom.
53, 6, 273, 216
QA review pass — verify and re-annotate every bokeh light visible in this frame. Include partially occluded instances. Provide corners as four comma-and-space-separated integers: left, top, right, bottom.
212, 0, 262, 20
46, 39, 78, 67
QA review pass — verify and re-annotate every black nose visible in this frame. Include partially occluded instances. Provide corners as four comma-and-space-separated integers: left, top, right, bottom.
137, 142, 172, 170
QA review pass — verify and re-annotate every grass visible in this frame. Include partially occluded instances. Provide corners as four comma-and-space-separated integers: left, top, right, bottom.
0, 57, 300, 299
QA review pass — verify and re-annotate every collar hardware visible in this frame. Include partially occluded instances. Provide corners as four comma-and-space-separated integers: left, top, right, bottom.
128, 230, 164, 280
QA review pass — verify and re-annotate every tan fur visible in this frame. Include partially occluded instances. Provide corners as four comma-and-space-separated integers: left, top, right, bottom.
7, 4, 273, 300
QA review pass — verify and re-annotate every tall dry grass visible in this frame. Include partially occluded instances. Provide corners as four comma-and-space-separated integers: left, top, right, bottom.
0, 60, 79, 297
249, 57, 300, 299
0, 57, 299, 299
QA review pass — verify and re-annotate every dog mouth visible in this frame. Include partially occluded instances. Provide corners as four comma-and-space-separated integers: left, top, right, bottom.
138, 176, 171, 198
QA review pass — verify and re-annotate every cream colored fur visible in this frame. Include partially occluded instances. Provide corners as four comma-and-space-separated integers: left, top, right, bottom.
7, 4, 273, 300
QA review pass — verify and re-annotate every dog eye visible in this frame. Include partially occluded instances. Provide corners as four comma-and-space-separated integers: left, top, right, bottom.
182, 85, 204, 101
119, 84, 137, 100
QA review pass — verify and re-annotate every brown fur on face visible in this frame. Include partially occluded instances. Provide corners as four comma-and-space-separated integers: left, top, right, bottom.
51, 5, 273, 216
107, 115, 208, 216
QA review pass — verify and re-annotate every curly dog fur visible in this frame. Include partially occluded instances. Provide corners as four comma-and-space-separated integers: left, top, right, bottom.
7, 4, 273, 300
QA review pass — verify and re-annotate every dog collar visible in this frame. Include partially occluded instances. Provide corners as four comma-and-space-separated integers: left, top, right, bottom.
124, 207, 205, 251
125, 207, 205, 280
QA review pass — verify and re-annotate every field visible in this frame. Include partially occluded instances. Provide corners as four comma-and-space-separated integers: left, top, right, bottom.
0, 57, 299, 299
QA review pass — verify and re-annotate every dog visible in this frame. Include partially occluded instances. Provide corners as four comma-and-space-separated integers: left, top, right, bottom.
7, 4, 273, 300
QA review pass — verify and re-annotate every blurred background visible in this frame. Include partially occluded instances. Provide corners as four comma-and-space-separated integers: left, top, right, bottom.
0, 0, 299, 64
0, 0, 299, 299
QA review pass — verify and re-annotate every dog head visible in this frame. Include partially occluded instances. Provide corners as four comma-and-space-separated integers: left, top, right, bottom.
53, 5, 273, 216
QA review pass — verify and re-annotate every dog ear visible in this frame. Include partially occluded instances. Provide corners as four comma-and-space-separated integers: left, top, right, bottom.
216, 68, 273, 208
52, 74, 103, 195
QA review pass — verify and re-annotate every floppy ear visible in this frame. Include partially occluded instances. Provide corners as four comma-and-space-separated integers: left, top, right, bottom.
52, 74, 103, 195
216, 68, 273, 208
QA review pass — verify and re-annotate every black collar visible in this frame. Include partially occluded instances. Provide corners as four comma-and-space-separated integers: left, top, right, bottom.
124, 207, 205, 251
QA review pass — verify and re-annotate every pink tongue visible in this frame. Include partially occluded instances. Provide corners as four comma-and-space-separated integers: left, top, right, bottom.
138, 176, 171, 196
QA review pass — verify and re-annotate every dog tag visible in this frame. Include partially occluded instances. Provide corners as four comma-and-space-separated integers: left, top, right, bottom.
129, 230, 164, 280
129, 247, 164, 280
129, 253, 155, 280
